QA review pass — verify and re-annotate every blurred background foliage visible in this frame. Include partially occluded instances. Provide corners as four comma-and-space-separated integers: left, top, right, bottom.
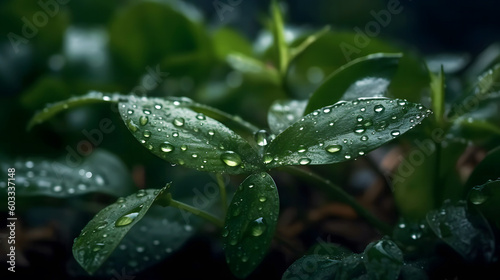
1, 0, 500, 279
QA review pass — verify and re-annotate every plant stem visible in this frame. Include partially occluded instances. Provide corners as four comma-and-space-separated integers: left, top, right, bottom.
434, 142, 442, 206
169, 198, 224, 228
216, 173, 228, 214
280, 166, 392, 235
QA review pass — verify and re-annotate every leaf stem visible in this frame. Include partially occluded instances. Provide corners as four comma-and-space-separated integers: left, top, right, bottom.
280, 166, 392, 235
168, 198, 224, 228
216, 174, 228, 214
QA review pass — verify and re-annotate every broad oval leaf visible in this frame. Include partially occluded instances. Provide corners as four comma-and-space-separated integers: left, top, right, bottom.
265, 98, 431, 169
73, 187, 168, 274
70, 205, 200, 277
267, 99, 307, 135
118, 96, 263, 174
304, 53, 402, 115
426, 201, 495, 262
466, 146, 500, 188
223, 172, 279, 278
0, 149, 134, 198
363, 239, 403, 280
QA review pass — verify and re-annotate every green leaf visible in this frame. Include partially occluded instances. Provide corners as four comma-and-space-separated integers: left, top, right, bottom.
476, 63, 500, 95
363, 239, 403, 280
289, 26, 330, 63
0, 150, 134, 198
72, 187, 169, 274
267, 99, 307, 135
466, 146, 500, 188
223, 172, 279, 278
426, 201, 495, 262
265, 98, 431, 169
282, 253, 365, 280
27, 91, 125, 130
304, 53, 402, 115
467, 179, 500, 229
429, 65, 445, 124
119, 96, 263, 174
226, 52, 280, 85
271, 0, 289, 75
73, 205, 200, 277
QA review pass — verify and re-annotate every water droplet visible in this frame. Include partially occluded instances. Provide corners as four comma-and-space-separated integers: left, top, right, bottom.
391, 130, 401, 137
357, 115, 364, 122
126, 119, 139, 132
469, 186, 489, 205
361, 135, 369, 141
154, 104, 162, 110
96, 221, 108, 231
299, 158, 311, 165
180, 145, 187, 151
136, 189, 146, 197
173, 118, 185, 127
259, 196, 267, 202
358, 151, 365, 155
221, 151, 242, 167
143, 109, 151, 115
136, 246, 145, 253
354, 125, 365, 134
172, 132, 179, 137
196, 113, 205, 120
398, 100, 407, 106
208, 130, 215, 136
93, 243, 105, 252
360, 107, 366, 112
115, 207, 142, 227
139, 116, 148, 126
329, 122, 334, 126
143, 130, 152, 138
254, 130, 269, 147
326, 144, 342, 153
241, 255, 249, 262
249, 217, 267, 237
127, 109, 134, 115
263, 153, 273, 164
374, 104, 385, 113
222, 228, 229, 237
160, 142, 174, 153
344, 154, 352, 159
53, 185, 62, 192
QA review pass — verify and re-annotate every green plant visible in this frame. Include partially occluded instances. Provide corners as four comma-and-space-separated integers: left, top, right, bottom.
5, 1, 500, 279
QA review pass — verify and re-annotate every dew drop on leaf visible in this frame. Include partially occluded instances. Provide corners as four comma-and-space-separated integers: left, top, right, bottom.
374, 104, 385, 113
391, 130, 401, 137
126, 119, 139, 132
325, 144, 342, 153
143, 130, 152, 138
160, 142, 174, 153
173, 118, 185, 127
139, 116, 148, 126
254, 130, 269, 147
249, 217, 267, 237
299, 158, 311, 165
221, 151, 242, 167
115, 207, 141, 227
469, 186, 489, 205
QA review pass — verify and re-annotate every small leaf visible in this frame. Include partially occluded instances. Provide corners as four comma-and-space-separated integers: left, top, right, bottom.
363, 239, 403, 280
304, 53, 402, 115
27, 91, 126, 130
426, 201, 495, 262
213, 27, 254, 61
267, 99, 307, 135
118, 96, 263, 174
72, 205, 200, 277
0, 149, 134, 198
223, 172, 279, 278
271, 0, 289, 75
72, 187, 169, 274
429, 65, 445, 124
265, 98, 431, 169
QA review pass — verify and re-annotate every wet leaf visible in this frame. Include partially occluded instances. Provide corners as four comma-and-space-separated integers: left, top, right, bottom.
426, 201, 495, 262
267, 99, 307, 135
282, 253, 365, 280
72, 187, 169, 274
304, 53, 402, 115
466, 146, 500, 188
223, 172, 279, 278
119, 96, 263, 174
70, 205, 200, 277
0, 149, 134, 198
363, 239, 403, 280
265, 98, 431, 168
